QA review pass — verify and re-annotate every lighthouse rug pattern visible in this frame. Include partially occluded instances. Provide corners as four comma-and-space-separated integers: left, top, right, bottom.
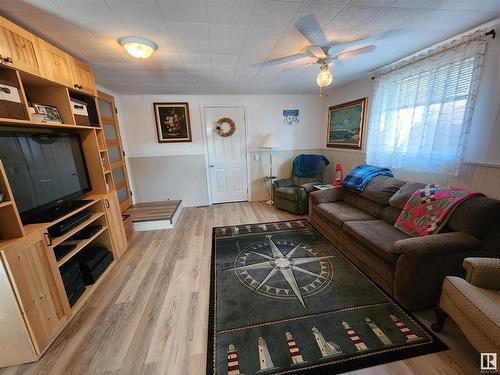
208, 220, 446, 375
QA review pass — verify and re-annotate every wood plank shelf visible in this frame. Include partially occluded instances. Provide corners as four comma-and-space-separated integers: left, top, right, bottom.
56, 225, 108, 267
0, 201, 13, 208
0, 117, 98, 130
51, 212, 105, 247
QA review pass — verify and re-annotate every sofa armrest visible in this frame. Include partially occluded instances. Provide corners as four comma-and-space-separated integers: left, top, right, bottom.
391, 233, 483, 310
274, 178, 294, 188
391, 232, 482, 256
463, 257, 500, 290
300, 181, 320, 194
310, 187, 343, 205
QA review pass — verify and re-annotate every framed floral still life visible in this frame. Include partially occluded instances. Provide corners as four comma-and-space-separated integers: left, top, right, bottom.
153, 102, 192, 143
326, 97, 367, 149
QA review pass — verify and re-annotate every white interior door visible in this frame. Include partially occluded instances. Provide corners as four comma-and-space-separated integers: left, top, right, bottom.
205, 106, 248, 203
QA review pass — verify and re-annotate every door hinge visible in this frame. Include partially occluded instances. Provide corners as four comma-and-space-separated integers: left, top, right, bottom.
115, 107, 118, 114
130, 190, 133, 196
122, 150, 125, 157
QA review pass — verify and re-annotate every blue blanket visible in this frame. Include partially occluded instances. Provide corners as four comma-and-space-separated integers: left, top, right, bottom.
292, 154, 330, 178
342, 164, 393, 192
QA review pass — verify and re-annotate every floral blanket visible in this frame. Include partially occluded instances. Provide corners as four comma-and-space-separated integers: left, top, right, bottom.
394, 184, 483, 237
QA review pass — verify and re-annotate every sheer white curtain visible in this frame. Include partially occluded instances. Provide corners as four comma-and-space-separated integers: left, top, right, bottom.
366, 31, 487, 176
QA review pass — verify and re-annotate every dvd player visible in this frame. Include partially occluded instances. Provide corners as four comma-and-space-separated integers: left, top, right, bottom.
48, 209, 92, 237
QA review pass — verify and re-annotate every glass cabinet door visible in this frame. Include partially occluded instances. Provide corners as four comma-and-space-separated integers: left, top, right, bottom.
97, 91, 132, 212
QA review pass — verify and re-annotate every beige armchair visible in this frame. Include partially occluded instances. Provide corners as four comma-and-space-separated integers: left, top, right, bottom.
432, 257, 500, 353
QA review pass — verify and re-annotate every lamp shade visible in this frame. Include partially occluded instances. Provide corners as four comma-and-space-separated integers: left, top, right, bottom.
259, 133, 280, 148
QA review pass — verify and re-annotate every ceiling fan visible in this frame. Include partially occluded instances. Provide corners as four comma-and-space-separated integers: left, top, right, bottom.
260, 15, 395, 88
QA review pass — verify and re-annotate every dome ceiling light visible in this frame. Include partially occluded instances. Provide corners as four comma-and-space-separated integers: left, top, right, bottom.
119, 36, 157, 59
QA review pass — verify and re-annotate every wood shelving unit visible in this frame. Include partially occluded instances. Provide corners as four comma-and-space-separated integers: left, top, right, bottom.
0, 15, 129, 368
56, 225, 108, 267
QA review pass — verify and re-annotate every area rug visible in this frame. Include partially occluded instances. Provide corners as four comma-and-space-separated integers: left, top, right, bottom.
207, 220, 447, 375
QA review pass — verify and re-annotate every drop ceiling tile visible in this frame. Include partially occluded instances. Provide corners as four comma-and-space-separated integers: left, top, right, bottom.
295, 1, 344, 28
327, 5, 383, 29
243, 25, 285, 53
167, 22, 209, 42
390, 0, 441, 8
350, 0, 397, 6
106, 0, 163, 21
435, 0, 500, 12
0, 0, 63, 14
156, 0, 208, 23
179, 53, 212, 64
250, 0, 302, 27
207, 0, 255, 25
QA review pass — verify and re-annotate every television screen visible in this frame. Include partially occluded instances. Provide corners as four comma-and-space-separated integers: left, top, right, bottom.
0, 131, 91, 222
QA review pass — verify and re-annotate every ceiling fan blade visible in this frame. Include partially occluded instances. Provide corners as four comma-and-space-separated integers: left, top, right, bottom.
294, 14, 329, 46
336, 45, 376, 60
258, 51, 312, 67
308, 45, 327, 59
284, 61, 316, 71
331, 29, 398, 53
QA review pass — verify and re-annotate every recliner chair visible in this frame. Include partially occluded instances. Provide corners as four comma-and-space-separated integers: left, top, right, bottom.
273, 154, 328, 215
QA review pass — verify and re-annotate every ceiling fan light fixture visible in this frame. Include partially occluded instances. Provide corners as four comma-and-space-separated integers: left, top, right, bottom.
316, 63, 333, 87
119, 36, 157, 59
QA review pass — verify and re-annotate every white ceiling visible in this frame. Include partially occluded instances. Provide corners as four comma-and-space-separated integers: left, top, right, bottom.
2, 0, 500, 95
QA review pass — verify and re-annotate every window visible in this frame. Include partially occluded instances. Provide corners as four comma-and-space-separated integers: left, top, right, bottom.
366, 33, 487, 176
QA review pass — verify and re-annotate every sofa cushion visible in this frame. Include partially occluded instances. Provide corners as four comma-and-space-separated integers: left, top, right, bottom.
446, 196, 500, 238
389, 182, 426, 209
343, 220, 409, 263
315, 202, 374, 227
275, 187, 300, 201
359, 176, 406, 205
342, 190, 385, 218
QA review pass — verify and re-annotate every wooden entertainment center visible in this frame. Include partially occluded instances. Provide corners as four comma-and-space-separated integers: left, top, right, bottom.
0, 16, 128, 367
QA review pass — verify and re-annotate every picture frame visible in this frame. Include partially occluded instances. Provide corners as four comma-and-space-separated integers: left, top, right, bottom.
326, 97, 367, 149
153, 102, 192, 143
33, 103, 63, 123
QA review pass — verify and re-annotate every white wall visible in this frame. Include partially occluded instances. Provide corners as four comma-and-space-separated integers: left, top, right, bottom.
117, 94, 325, 205
321, 40, 500, 199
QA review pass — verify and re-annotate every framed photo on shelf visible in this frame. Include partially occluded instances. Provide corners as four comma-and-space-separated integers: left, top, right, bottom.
33, 103, 63, 123
326, 97, 367, 149
153, 102, 192, 143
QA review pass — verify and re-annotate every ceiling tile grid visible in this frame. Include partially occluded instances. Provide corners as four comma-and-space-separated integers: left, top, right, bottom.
0, 0, 499, 94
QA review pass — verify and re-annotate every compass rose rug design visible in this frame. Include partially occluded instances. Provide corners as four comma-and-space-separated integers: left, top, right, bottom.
207, 220, 447, 375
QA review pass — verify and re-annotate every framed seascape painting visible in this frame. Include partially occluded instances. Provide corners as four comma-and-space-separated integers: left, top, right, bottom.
326, 97, 367, 149
153, 102, 192, 143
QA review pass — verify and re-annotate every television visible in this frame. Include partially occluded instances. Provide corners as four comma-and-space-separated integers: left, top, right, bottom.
0, 131, 92, 224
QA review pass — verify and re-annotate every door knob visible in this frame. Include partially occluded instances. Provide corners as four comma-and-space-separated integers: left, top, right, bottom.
209, 164, 214, 167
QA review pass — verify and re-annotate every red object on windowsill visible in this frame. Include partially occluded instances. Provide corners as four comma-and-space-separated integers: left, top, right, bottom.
334, 163, 343, 187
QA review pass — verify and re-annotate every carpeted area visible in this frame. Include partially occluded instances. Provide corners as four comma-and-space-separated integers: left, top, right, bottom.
207, 219, 446, 375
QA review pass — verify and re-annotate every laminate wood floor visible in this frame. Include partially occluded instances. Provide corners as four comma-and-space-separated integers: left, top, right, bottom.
0, 202, 478, 375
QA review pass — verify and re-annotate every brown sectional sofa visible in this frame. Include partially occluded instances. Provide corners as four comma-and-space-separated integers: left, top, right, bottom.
309, 176, 500, 310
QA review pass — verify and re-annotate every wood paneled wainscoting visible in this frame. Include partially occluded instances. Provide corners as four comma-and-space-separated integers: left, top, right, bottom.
0, 202, 478, 375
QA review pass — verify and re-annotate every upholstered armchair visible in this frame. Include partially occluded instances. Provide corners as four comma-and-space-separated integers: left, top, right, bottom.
273, 154, 329, 215
432, 257, 500, 353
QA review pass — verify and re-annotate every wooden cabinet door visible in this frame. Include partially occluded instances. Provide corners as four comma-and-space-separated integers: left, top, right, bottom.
70, 57, 97, 96
37, 38, 73, 87
1, 230, 67, 353
104, 192, 128, 258
0, 257, 37, 367
0, 18, 42, 76
98, 91, 133, 212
